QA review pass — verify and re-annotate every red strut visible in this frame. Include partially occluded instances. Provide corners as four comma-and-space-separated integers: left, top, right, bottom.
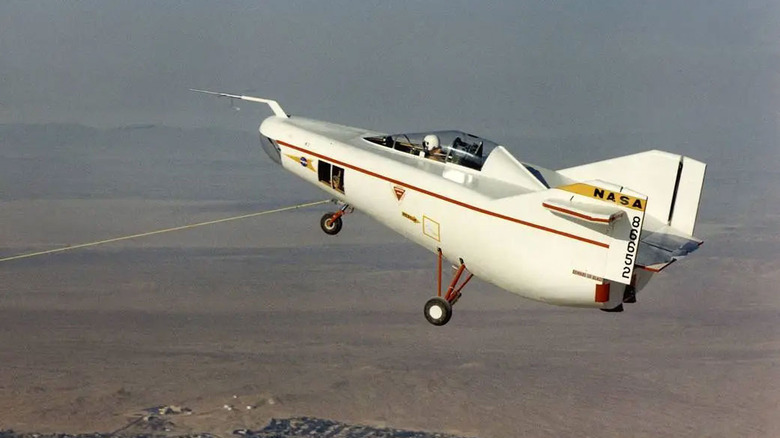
445, 264, 466, 302
437, 249, 443, 297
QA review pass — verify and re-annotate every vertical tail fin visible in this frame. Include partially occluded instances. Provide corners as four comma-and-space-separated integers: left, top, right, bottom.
558, 150, 706, 235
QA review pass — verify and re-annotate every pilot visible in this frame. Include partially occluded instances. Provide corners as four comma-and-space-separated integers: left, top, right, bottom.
423, 134, 445, 161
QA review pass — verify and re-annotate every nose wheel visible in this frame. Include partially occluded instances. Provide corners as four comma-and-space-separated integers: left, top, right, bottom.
424, 249, 473, 326
319, 203, 352, 235
320, 213, 343, 235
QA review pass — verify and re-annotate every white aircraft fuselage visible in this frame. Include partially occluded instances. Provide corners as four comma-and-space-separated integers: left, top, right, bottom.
192, 89, 705, 321
258, 114, 703, 311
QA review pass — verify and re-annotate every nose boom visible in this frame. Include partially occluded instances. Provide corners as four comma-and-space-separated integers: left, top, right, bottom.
190, 89, 287, 165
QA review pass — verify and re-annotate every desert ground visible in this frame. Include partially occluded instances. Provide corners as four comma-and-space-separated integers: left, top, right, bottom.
1, 125, 778, 437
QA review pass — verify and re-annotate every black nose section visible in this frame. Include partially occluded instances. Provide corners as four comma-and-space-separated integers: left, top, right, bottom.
259, 135, 282, 165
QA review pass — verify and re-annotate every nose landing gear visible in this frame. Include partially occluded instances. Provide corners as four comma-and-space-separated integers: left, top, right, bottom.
320, 203, 352, 235
320, 213, 343, 235
424, 249, 473, 326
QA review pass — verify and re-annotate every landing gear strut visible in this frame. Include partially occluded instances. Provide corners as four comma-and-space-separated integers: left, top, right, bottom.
320, 203, 352, 235
424, 249, 473, 326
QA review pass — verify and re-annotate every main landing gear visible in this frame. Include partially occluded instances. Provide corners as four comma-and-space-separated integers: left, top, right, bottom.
319, 203, 353, 235
424, 249, 474, 326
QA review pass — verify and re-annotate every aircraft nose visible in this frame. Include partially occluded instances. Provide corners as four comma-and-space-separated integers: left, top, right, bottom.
259, 135, 282, 165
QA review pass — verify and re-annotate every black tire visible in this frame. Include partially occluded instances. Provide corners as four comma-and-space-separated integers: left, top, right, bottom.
424, 297, 452, 326
320, 213, 343, 235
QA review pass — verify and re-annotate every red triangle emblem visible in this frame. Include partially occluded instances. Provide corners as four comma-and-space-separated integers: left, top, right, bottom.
393, 186, 406, 201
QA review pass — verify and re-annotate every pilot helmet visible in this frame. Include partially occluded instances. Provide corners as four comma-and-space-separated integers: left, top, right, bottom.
423, 134, 440, 151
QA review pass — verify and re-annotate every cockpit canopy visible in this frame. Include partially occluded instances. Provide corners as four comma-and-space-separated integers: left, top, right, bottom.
364, 130, 498, 171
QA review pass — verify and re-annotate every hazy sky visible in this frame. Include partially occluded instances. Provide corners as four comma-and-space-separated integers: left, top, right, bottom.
0, 1, 777, 187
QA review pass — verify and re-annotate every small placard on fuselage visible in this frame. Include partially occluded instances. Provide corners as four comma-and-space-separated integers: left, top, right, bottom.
423, 216, 440, 242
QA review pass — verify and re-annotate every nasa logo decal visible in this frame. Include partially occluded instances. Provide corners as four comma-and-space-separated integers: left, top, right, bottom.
283, 153, 315, 172
559, 183, 646, 211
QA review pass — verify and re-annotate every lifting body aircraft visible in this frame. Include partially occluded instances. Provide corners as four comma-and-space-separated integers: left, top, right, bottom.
194, 89, 706, 326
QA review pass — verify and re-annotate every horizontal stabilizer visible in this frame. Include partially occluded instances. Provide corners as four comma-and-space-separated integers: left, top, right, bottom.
637, 227, 703, 272
542, 199, 625, 224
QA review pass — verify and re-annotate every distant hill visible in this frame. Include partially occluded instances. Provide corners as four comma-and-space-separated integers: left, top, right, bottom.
0, 417, 475, 438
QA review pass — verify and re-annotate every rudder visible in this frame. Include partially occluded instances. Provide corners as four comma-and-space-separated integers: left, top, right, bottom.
668, 156, 706, 235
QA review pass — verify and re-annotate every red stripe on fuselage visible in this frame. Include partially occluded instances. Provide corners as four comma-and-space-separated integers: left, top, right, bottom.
541, 202, 613, 224
277, 140, 609, 249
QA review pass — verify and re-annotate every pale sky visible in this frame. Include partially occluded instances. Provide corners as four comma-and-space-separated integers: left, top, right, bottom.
0, 1, 777, 215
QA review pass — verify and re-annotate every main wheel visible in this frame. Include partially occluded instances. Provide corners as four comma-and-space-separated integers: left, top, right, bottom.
320, 213, 343, 235
424, 297, 452, 326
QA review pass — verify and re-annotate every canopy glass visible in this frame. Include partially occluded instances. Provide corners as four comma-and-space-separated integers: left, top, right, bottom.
364, 130, 498, 171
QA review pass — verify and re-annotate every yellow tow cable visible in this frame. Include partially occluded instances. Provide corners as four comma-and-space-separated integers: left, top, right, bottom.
0, 199, 330, 263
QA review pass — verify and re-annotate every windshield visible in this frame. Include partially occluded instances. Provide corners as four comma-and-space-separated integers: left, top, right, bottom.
364, 130, 498, 171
